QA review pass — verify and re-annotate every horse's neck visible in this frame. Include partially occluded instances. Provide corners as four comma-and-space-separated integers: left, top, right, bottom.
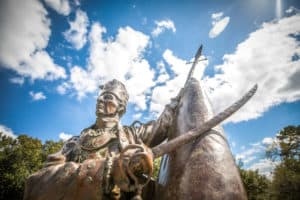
177, 79, 214, 132
156, 78, 246, 200
165, 79, 216, 172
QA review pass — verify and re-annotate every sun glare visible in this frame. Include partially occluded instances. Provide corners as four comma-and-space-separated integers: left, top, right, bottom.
276, 0, 282, 19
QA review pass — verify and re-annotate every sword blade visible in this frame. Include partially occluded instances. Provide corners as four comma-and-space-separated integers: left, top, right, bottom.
184, 44, 203, 87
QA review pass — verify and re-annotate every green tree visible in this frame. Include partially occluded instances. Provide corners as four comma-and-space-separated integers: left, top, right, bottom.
152, 157, 161, 179
0, 133, 43, 199
267, 125, 300, 200
238, 161, 271, 200
42, 140, 64, 161
0, 133, 63, 200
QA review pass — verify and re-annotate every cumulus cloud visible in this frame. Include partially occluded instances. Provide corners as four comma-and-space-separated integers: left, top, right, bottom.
74, 0, 81, 6
236, 142, 264, 164
30, 91, 47, 101
57, 82, 70, 95
133, 113, 142, 120
262, 137, 274, 145
0, 124, 17, 138
152, 19, 176, 37
149, 14, 300, 123
0, 0, 66, 81
9, 77, 25, 85
59, 132, 73, 141
63, 9, 89, 49
236, 136, 279, 178
155, 61, 170, 83
44, 0, 71, 16
209, 12, 230, 38
285, 6, 299, 14
248, 159, 279, 178
150, 49, 208, 115
69, 65, 98, 99
63, 23, 155, 110
204, 14, 300, 123
212, 12, 224, 20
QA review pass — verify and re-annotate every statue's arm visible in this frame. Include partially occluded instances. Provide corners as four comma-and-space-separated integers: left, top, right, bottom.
133, 96, 179, 147
23, 136, 106, 200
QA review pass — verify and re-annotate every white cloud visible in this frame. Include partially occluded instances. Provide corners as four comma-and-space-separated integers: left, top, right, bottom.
57, 82, 70, 95
155, 61, 170, 83
151, 14, 300, 123
44, 0, 71, 16
236, 143, 264, 163
0, 0, 66, 81
248, 159, 279, 179
212, 12, 224, 20
133, 113, 142, 120
59, 132, 73, 141
209, 12, 230, 38
236, 136, 280, 178
231, 141, 236, 148
10, 77, 25, 85
63, 9, 89, 50
243, 156, 257, 164
0, 125, 17, 139
63, 23, 155, 110
150, 49, 208, 115
69, 65, 98, 99
286, 6, 299, 14
262, 137, 274, 145
74, 0, 81, 6
204, 14, 300, 123
152, 19, 176, 37
30, 91, 47, 101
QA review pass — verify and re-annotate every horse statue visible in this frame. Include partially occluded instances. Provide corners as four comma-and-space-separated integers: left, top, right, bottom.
150, 45, 252, 199
155, 77, 248, 199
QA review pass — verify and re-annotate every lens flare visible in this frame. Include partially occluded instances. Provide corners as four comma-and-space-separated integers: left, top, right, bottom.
276, 0, 282, 19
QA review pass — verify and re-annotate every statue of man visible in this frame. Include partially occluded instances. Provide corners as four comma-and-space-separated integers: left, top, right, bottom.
24, 79, 178, 200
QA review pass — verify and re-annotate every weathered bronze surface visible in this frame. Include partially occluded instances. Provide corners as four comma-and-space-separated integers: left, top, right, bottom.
156, 78, 248, 200
24, 74, 254, 199
24, 79, 174, 200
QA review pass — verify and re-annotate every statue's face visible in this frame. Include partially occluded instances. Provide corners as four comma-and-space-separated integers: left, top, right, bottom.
96, 92, 121, 117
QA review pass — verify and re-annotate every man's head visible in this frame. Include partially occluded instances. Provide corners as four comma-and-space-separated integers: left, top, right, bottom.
96, 79, 129, 118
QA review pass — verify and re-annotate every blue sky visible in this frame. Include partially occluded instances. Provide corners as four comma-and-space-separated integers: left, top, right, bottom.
0, 0, 300, 177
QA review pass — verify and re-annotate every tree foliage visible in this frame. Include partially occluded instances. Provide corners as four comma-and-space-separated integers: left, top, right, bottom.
268, 125, 300, 200
153, 157, 162, 179
237, 160, 271, 200
0, 133, 63, 200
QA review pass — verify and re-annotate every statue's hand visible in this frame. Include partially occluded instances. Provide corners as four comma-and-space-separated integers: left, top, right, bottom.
112, 144, 153, 192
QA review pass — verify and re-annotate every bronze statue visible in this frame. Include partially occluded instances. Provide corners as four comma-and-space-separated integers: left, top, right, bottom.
24, 46, 257, 200
24, 79, 178, 200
